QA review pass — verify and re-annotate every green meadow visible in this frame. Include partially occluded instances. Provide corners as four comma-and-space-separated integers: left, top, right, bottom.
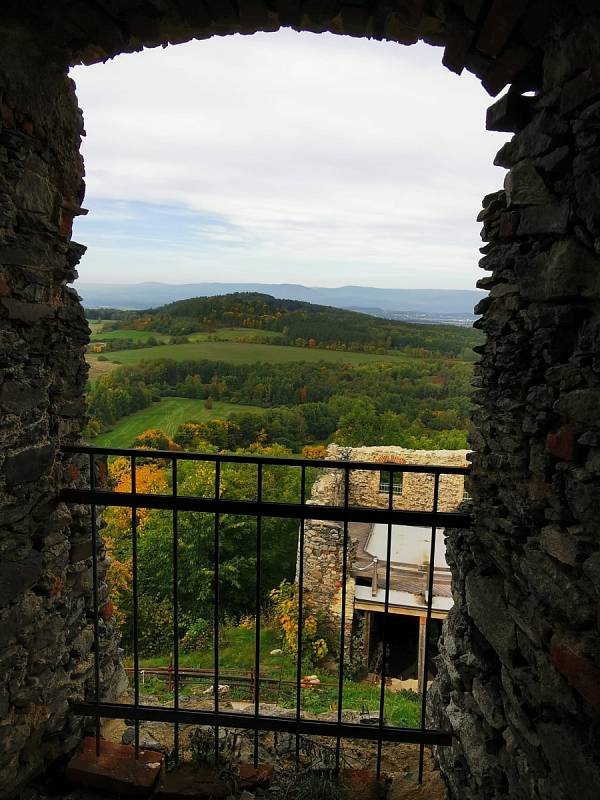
89, 326, 279, 343
129, 625, 420, 728
91, 397, 265, 449
90, 328, 169, 343
87, 339, 408, 371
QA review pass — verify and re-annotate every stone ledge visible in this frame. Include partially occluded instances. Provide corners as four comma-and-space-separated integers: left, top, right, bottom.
65, 737, 164, 797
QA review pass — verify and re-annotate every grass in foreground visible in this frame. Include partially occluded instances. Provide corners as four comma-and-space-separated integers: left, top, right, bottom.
128, 626, 420, 728
91, 397, 264, 448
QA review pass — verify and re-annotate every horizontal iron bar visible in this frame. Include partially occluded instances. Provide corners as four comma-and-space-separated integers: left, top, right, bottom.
71, 701, 452, 746
61, 444, 470, 475
60, 488, 472, 528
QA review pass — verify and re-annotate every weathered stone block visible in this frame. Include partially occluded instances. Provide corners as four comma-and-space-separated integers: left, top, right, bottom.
471, 675, 506, 729
486, 90, 535, 132
517, 202, 569, 235
66, 737, 164, 796
538, 722, 600, 800
505, 160, 552, 206
442, 22, 473, 76
465, 574, 517, 664
154, 764, 232, 798
550, 631, 600, 711
2, 444, 54, 487
545, 425, 578, 460
540, 525, 579, 566
0, 381, 42, 413
495, 111, 568, 168
0, 554, 42, 607
483, 44, 535, 97
560, 62, 600, 115
477, 0, 529, 58
556, 388, 600, 426
0, 298, 54, 323
517, 238, 600, 301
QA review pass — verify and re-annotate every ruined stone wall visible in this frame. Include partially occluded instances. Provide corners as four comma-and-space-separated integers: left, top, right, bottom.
327, 444, 468, 512
0, 34, 123, 798
1, 3, 599, 800
431, 11, 600, 800
301, 446, 466, 653
300, 468, 355, 652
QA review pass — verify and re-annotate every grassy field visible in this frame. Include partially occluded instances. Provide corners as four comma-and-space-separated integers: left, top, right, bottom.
87, 339, 409, 372
91, 398, 264, 448
131, 626, 420, 728
88, 319, 112, 334
90, 328, 169, 343
188, 327, 281, 342
89, 326, 278, 343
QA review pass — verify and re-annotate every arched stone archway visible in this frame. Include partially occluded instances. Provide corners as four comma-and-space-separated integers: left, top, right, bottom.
1, 3, 600, 799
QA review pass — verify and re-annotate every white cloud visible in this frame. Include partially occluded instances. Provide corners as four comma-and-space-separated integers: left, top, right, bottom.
71, 30, 507, 289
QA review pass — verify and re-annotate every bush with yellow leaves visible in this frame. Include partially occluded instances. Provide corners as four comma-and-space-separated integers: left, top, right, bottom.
268, 580, 329, 667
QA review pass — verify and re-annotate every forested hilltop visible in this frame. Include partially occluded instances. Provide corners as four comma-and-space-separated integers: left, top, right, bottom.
84, 293, 479, 452
88, 292, 481, 359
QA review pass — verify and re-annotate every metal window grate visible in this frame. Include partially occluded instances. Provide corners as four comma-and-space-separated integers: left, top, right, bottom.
61, 445, 471, 783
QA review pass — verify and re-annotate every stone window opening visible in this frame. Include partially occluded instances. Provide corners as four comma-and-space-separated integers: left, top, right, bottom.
2, 4, 600, 800
379, 469, 403, 496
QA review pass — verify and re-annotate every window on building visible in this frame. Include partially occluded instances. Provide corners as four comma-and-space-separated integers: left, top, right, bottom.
379, 469, 403, 495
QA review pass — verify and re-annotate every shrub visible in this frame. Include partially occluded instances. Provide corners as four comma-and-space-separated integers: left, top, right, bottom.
137, 596, 174, 656
268, 580, 329, 668
181, 618, 212, 653
301, 445, 327, 460
132, 428, 180, 451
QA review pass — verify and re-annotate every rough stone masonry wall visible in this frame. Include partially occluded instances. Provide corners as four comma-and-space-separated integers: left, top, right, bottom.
300, 467, 355, 653
327, 444, 468, 512
1, 2, 600, 800
430, 12, 600, 800
0, 34, 123, 799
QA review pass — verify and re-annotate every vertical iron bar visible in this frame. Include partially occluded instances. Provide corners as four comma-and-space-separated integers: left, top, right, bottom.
89, 454, 101, 757
172, 457, 179, 763
254, 464, 263, 768
376, 469, 395, 780
295, 465, 306, 768
131, 455, 140, 760
418, 471, 441, 784
214, 460, 221, 763
335, 466, 350, 774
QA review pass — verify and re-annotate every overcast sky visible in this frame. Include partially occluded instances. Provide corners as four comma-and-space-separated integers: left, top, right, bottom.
71, 30, 506, 290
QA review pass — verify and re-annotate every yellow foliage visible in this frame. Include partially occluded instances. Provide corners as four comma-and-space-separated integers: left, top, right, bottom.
269, 580, 328, 664
104, 532, 132, 629
302, 445, 327, 460
106, 459, 168, 533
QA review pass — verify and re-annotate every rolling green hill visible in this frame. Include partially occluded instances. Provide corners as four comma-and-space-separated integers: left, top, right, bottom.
85, 292, 478, 453
86, 292, 481, 360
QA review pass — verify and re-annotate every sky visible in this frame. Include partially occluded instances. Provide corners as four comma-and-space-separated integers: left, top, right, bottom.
71, 29, 507, 290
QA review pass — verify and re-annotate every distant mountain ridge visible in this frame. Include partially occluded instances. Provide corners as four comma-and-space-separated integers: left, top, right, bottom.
78, 281, 483, 321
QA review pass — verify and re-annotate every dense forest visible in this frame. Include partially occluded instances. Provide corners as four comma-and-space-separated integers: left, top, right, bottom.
86, 292, 481, 359
86, 356, 472, 450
